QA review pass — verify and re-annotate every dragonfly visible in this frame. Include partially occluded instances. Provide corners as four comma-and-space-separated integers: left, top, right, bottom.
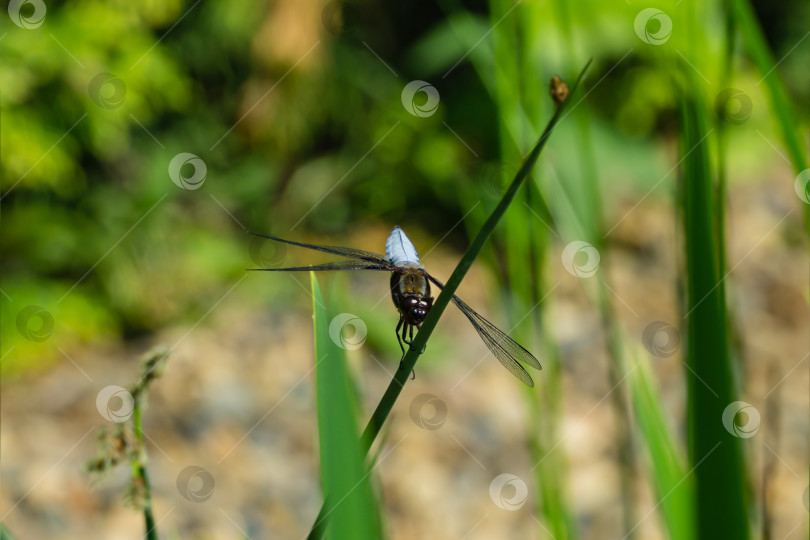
250, 226, 542, 387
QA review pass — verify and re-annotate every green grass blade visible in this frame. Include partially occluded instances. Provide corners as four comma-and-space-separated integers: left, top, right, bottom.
714, 0, 738, 306
680, 94, 750, 540
310, 273, 382, 540
729, 0, 810, 233
624, 346, 694, 540
0, 524, 18, 540
490, 3, 581, 537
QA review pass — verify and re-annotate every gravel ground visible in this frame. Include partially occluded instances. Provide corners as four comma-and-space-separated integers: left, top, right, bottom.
2, 177, 807, 539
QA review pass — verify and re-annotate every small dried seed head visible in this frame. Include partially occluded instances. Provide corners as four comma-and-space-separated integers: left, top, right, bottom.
550, 75, 569, 106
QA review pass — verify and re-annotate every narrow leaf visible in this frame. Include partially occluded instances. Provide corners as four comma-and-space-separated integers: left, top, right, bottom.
311, 273, 382, 540
681, 95, 750, 540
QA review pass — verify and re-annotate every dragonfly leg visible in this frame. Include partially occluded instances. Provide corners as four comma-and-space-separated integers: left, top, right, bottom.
402, 322, 414, 348
411, 323, 427, 354
406, 324, 417, 379
397, 323, 417, 379
397, 316, 410, 372
395, 316, 406, 356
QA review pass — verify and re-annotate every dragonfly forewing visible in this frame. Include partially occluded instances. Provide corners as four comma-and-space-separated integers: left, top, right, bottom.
250, 232, 392, 265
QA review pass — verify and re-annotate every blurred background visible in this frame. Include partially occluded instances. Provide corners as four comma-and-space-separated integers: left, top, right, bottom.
1, 0, 808, 539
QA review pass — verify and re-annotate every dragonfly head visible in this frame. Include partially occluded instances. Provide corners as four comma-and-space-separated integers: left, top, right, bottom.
402, 296, 432, 325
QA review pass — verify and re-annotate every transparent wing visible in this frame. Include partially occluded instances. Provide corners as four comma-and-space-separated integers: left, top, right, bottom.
250, 232, 394, 266
425, 274, 541, 387
250, 260, 395, 272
